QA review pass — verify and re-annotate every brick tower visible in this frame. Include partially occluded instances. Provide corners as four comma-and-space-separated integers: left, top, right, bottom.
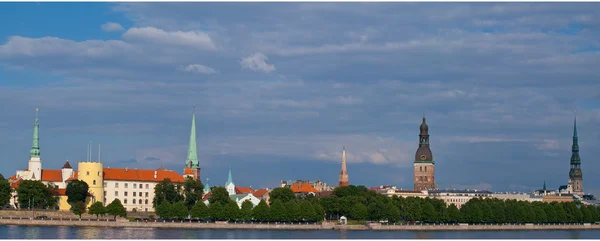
414, 115, 437, 191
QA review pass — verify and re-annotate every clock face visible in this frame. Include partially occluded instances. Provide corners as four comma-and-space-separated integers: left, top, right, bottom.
420, 155, 427, 160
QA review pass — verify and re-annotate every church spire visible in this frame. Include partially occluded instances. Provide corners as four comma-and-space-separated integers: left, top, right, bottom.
338, 146, 349, 187
226, 167, 233, 186
186, 108, 199, 169
30, 108, 40, 157
570, 112, 580, 164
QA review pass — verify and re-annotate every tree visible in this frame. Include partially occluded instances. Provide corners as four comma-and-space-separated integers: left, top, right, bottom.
172, 201, 189, 219
65, 180, 89, 204
319, 196, 341, 220
106, 199, 127, 219
269, 199, 287, 222
284, 200, 300, 222
554, 202, 567, 222
156, 201, 172, 218
70, 201, 86, 219
190, 201, 210, 219
88, 201, 106, 219
383, 202, 401, 223
349, 203, 368, 221
445, 204, 461, 223
44, 183, 59, 210
313, 203, 326, 222
252, 200, 270, 221
0, 177, 12, 209
269, 187, 296, 205
240, 200, 254, 221
367, 200, 385, 221
422, 201, 438, 223
16, 180, 47, 209
182, 177, 204, 210
298, 200, 316, 221
224, 200, 241, 221
544, 203, 558, 223
208, 187, 231, 206
580, 205, 593, 223
534, 205, 547, 223
491, 201, 506, 223
209, 202, 225, 221
153, 178, 182, 208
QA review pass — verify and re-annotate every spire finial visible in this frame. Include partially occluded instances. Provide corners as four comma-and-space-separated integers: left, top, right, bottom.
226, 166, 233, 185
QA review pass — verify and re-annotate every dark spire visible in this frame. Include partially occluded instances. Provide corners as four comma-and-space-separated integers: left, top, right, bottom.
570, 113, 580, 165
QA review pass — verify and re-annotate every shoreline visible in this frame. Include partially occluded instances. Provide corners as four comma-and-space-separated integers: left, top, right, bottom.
2, 219, 600, 231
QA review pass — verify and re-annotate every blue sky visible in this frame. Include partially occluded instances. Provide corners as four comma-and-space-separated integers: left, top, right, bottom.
1, 3, 599, 194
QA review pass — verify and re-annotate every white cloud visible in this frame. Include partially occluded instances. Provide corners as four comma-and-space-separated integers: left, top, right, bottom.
179, 64, 217, 74
535, 139, 560, 150
240, 53, 276, 73
101, 22, 125, 32
122, 27, 216, 50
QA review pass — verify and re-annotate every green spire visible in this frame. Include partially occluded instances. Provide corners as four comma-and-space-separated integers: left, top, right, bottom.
30, 108, 40, 157
226, 167, 233, 186
186, 111, 199, 169
571, 113, 580, 165
203, 178, 210, 194
543, 180, 546, 190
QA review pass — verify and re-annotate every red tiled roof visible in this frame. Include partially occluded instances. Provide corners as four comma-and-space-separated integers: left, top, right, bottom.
252, 189, 268, 197
103, 168, 184, 182
62, 161, 72, 169
8, 175, 16, 181
290, 183, 318, 193
203, 192, 212, 201
183, 167, 194, 175
65, 171, 79, 182
57, 188, 66, 196
41, 170, 62, 182
10, 179, 22, 189
235, 186, 254, 194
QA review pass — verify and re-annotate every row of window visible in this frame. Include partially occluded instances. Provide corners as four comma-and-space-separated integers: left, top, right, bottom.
110, 191, 149, 197
123, 199, 149, 205
103, 182, 151, 189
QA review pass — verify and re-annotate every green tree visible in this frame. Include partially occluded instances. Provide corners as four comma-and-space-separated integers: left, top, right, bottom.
153, 178, 182, 208
88, 201, 106, 219
319, 196, 341, 220
383, 201, 401, 223
554, 202, 568, 222
65, 180, 89, 204
284, 200, 300, 222
405, 197, 423, 221
172, 201, 189, 219
491, 201, 506, 223
269, 187, 296, 205
299, 200, 316, 221
190, 201, 210, 219
208, 187, 231, 206
349, 203, 368, 221
16, 180, 47, 209
156, 200, 172, 218
445, 204, 461, 223
224, 200, 241, 221
534, 205, 547, 223
269, 199, 287, 222
106, 198, 126, 219
367, 200, 385, 221
209, 202, 225, 221
70, 201, 86, 219
240, 200, 254, 221
422, 201, 438, 223
480, 201, 494, 223
44, 183, 59, 210
252, 200, 270, 221
182, 177, 204, 210
588, 205, 599, 222
544, 203, 558, 223
580, 205, 593, 223
313, 202, 326, 222
0, 176, 10, 209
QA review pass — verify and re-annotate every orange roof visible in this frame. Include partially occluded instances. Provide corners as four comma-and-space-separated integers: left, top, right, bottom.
103, 168, 184, 182
203, 192, 212, 201
10, 179, 22, 189
65, 171, 79, 182
252, 189, 268, 197
41, 170, 62, 182
235, 186, 254, 194
8, 175, 16, 180
57, 188, 66, 196
290, 183, 318, 193
183, 167, 194, 175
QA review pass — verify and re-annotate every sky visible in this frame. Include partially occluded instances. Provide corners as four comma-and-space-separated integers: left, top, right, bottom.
0, 2, 599, 194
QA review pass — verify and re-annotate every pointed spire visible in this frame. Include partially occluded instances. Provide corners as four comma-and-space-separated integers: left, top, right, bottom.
226, 167, 234, 186
573, 110, 578, 138
29, 108, 40, 157
204, 177, 210, 193
543, 180, 547, 190
186, 109, 199, 169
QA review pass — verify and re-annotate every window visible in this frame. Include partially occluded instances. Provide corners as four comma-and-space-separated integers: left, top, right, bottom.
104, 182, 107, 188
115, 191, 118, 196
133, 199, 136, 204
125, 183, 128, 188
140, 183, 143, 189
145, 200, 148, 204
145, 208, 148, 212
145, 192, 148, 197
124, 199, 128, 204
133, 192, 136, 197
146, 184, 149, 189
419, 166, 422, 172
115, 183, 119, 188
98, 171, 101, 176
139, 199, 142, 205
133, 184, 137, 189
86, 171, 90, 176
125, 192, 128, 196
139, 192, 142, 197
93, 180, 96, 185
425, 166, 427, 172
104, 191, 106, 197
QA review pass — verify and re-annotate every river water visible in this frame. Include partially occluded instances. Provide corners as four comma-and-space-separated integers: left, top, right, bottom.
1, 225, 600, 239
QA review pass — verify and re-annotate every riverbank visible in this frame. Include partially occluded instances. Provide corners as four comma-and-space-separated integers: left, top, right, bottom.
2, 218, 600, 231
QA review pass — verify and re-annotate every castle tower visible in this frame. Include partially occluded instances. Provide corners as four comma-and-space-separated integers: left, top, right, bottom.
27, 108, 42, 181
338, 146, 349, 187
61, 160, 74, 183
184, 109, 201, 180
225, 167, 235, 196
78, 159, 104, 206
414, 115, 437, 191
568, 114, 584, 196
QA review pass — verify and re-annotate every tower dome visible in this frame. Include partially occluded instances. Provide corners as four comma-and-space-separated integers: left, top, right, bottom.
420, 117, 428, 135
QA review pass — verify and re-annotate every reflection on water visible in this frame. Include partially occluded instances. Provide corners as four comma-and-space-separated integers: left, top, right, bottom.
2, 225, 600, 239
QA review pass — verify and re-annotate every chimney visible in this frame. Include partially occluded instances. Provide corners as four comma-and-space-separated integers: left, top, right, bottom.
154, 171, 157, 179
125, 168, 128, 172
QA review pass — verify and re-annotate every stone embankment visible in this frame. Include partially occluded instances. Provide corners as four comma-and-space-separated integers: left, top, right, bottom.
2, 218, 600, 231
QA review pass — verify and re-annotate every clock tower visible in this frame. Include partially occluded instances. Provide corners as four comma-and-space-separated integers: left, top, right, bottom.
414, 115, 436, 191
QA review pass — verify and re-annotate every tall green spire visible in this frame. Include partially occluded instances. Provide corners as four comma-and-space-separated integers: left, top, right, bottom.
570, 113, 580, 165
226, 167, 233, 186
543, 180, 546, 190
186, 111, 199, 169
30, 108, 40, 157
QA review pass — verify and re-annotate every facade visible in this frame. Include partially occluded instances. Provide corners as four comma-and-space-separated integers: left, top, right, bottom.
290, 182, 319, 198
492, 192, 543, 202
542, 194, 574, 203
371, 186, 427, 198
183, 112, 201, 180
428, 189, 492, 208
281, 180, 334, 192
567, 115, 584, 196
414, 115, 437, 191
230, 193, 261, 208
338, 146, 349, 187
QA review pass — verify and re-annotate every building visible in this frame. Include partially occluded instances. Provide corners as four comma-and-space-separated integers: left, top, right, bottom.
491, 192, 543, 202
281, 180, 334, 192
225, 168, 236, 196
567, 115, 584, 196
542, 194, 574, 203
289, 181, 319, 198
414, 115, 437, 191
229, 193, 261, 208
183, 111, 201, 180
338, 146, 349, 187
428, 189, 492, 208
371, 186, 427, 198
